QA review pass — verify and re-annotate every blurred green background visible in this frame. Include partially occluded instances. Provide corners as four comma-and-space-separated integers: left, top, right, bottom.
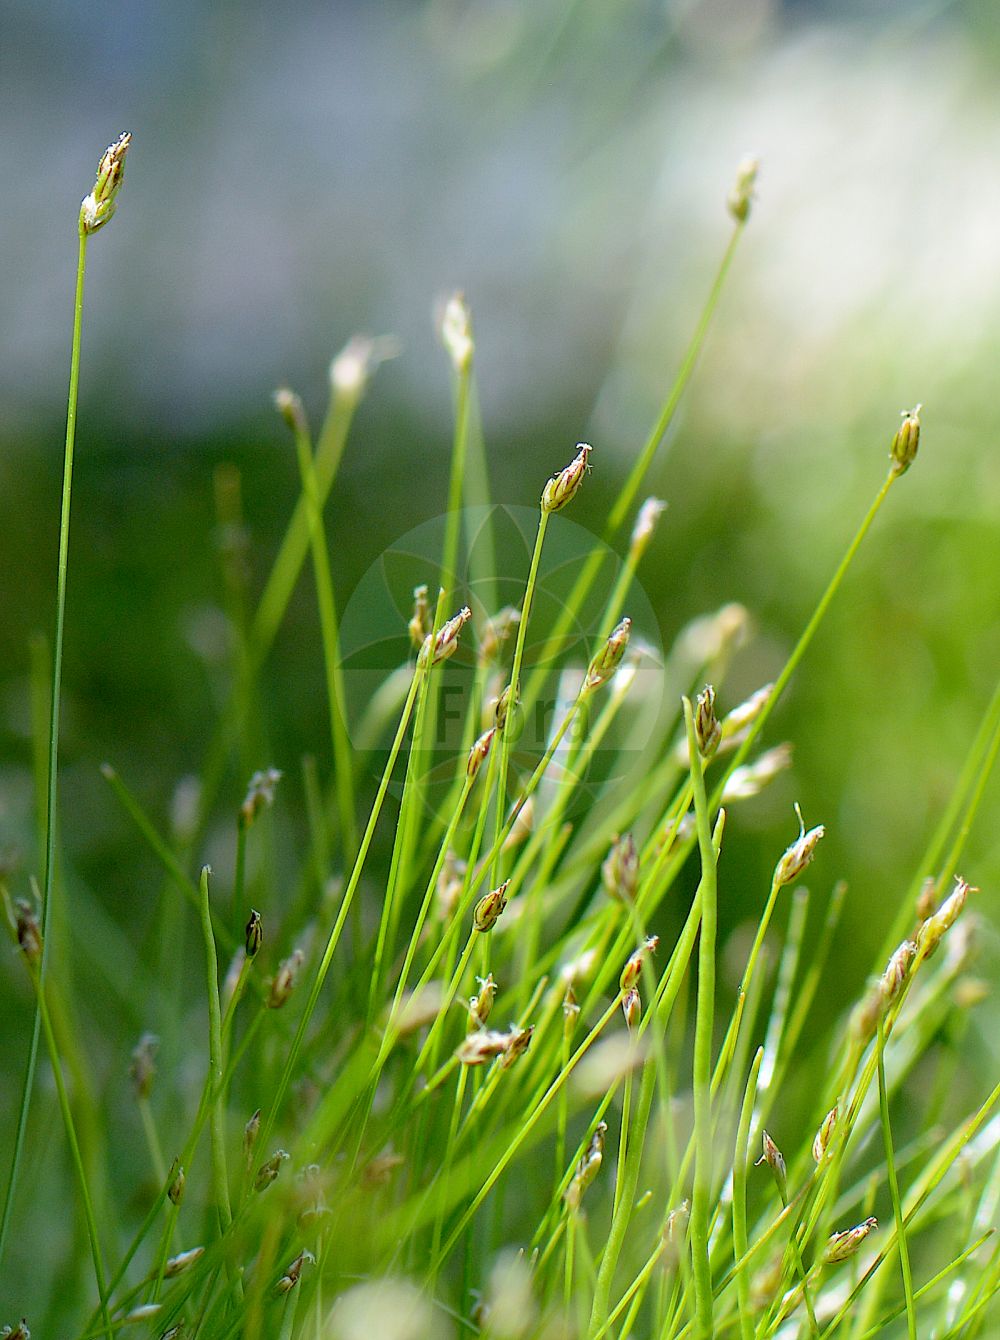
2, 0, 1000, 1321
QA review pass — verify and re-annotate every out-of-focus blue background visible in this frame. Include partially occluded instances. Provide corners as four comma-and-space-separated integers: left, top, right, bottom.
1, 1, 999, 1315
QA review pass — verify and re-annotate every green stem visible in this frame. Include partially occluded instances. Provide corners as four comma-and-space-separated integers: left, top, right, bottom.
198, 866, 233, 1234
522, 222, 747, 717
493, 506, 550, 883
288, 399, 358, 865
877, 1016, 918, 1340
709, 470, 897, 807
255, 664, 424, 1160
0, 225, 88, 1271
733, 1048, 764, 1340
588, 1055, 656, 1336
33, 959, 113, 1339
684, 697, 719, 1340
431, 996, 622, 1273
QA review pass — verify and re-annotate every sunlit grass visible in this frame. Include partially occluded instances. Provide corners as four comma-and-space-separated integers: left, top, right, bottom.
1, 140, 999, 1340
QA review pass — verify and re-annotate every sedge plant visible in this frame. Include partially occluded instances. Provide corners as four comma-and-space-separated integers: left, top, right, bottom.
2, 142, 999, 1340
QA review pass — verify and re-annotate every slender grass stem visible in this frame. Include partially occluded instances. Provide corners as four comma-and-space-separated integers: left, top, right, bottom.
286, 394, 358, 865
876, 1016, 918, 1340
0, 225, 88, 1273
684, 698, 720, 1340
521, 222, 747, 718
32, 957, 113, 1339
493, 507, 550, 884
198, 866, 234, 1235
733, 1047, 764, 1340
588, 1054, 656, 1336
431, 996, 622, 1272
255, 664, 424, 1159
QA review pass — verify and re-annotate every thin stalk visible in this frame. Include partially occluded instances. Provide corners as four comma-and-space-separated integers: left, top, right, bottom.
255, 664, 424, 1161
493, 507, 550, 885
522, 221, 747, 718
32, 957, 113, 1339
287, 397, 358, 865
877, 1016, 918, 1340
431, 995, 622, 1272
0, 225, 88, 1271
684, 698, 720, 1340
709, 470, 897, 807
588, 1055, 656, 1336
429, 1065, 469, 1284
733, 1047, 764, 1340
198, 867, 233, 1235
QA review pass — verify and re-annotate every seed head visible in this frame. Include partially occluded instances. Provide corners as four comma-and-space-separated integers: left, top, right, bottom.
245, 908, 263, 959
274, 387, 308, 438
440, 292, 474, 373
722, 683, 774, 740
244, 1109, 261, 1166
541, 443, 592, 514
622, 986, 641, 1030
562, 984, 580, 1034
130, 1033, 159, 1101
727, 154, 759, 222
602, 832, 639, 904
880, 939, 917, 1010
629, 497, 667, 562
123, 1304, 161, 1324
474, 880, 510, 932
467, 728, 495, 782
620, 936, 659, 992
694, 684, 722, 759
917, 876, 975, 959
408, 584, 431, 649
267, 949, 304, 1008
468, 973, 498, 1030
419, 606, 472, 668
330, 334, 398, 404
813, 1103, 839, 1164
564, 1121, 607, 1211
167, 1161, 185, 1205
499, 1024, 534, 1069
755, 1129, 787, 1201
164, 1246, 204, 1278
722, 743, 793, 802
823, 1216, 878, 1264
456, 1028, 512, 1066
0, 1321, 30, 1340
80, 132, 131, 235
362, 1151, 405, 1187
240, 767, 283, 829
774, 803, 825, 888
889, 404, 922, 476
12, 897, 42, 968
478, 607, 520, 666
584, 617, 632, 692
275, 1249, 315, 1295
254, 1149, 290, 1193
493, 682, 516, 732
